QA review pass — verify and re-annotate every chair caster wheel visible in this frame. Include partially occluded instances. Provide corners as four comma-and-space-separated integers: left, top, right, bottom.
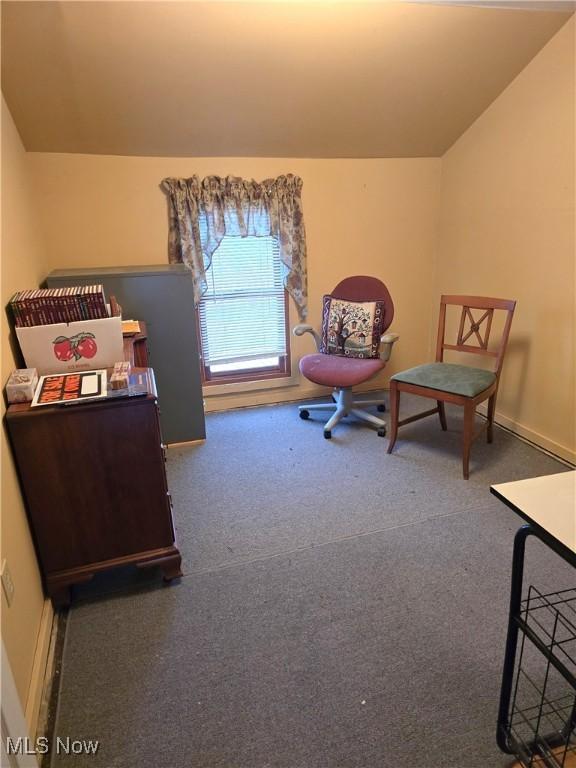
377, 428, 387, 437
324, 430, 332, 439
377, 404, 386, 412
299, 410, 310, 420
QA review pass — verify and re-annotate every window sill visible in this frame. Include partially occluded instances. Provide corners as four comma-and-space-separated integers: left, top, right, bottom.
202, 373, 300, 398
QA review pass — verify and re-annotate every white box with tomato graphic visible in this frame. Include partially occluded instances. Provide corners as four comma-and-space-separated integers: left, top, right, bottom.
16, 317, 124, 375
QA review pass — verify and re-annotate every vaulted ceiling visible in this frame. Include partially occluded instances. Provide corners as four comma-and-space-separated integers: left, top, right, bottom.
1, 1, 572, 158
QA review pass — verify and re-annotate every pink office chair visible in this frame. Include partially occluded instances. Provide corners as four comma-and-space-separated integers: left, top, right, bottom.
294, 276, 399, 438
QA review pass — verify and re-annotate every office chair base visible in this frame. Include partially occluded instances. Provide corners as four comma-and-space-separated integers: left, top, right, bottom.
298, 388, 387, 436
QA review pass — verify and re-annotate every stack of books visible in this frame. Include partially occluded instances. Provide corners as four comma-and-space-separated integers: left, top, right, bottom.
10, 286, 109, 327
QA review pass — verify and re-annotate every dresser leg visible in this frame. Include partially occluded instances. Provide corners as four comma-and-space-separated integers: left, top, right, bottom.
49, 584, 72, 609
137, 549, 183, 582
161, 554, 183, 582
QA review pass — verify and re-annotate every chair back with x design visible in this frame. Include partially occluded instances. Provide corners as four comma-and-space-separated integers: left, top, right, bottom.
436, 295, 516, 379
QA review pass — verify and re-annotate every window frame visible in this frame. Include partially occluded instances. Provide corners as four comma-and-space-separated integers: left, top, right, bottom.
197, 288, 292, 387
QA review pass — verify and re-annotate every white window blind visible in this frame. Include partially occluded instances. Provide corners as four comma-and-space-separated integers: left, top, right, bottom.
198, 235, 287, 368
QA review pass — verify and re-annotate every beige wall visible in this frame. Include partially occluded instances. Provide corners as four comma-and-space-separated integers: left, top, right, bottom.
28, 154, 441, 409
437, 17, 575, 462
1, 98, 53, 728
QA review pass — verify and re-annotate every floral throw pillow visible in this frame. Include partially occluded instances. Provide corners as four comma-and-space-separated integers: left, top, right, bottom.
320, 296, 385, 359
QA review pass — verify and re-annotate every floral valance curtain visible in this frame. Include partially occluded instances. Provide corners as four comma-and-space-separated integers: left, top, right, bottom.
160, 174, 308, 320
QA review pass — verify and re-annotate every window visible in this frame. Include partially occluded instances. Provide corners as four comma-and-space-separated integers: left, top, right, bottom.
198, 234, 291, 384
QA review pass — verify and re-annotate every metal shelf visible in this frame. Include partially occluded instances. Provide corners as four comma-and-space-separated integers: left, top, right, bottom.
508, 586, 576, 767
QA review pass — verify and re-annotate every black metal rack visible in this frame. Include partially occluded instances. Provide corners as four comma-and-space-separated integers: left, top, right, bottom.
506, 586, 576, 767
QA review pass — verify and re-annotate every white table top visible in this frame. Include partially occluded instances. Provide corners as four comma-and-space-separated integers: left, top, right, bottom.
491, 471, 576, 554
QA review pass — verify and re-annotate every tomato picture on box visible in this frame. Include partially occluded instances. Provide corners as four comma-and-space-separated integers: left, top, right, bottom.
53, 332, 98, 362
16, 317, 124, 375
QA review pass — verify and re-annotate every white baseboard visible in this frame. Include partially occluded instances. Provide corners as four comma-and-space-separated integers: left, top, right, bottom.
203, 383, 332, 413
166, 439, 206, 448
477, 404, 575, 465
2, 643, 39, 767
202, 383, 391, 413
24, 598, 54, 736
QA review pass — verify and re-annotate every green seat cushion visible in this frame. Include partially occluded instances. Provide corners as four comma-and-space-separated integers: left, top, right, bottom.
391, 363, 496, 397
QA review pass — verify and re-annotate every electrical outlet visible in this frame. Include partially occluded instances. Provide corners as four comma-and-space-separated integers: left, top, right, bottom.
1, 560, 15, 607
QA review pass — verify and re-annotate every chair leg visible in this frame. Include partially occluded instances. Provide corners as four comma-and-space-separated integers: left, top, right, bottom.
323, 388, 353, 435
437, 401, 447, 431
487, 393, 496, 444
462, 402, 475, 480
350, 409, 386, 432
387, 382, 400, 454
324, 404, 347, 434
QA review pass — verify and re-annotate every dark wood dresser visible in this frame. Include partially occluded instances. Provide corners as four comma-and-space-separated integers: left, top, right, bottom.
5, 368, 182, 607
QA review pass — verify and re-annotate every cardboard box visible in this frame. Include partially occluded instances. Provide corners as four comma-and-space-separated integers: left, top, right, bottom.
16, 317, 124, 375
6, 368, 38, 403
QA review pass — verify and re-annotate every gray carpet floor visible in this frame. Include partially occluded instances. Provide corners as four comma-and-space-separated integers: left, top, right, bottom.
51, 396, 574, 768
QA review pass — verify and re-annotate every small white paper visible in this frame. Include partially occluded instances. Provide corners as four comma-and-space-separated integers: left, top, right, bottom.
80, 373, 100, 396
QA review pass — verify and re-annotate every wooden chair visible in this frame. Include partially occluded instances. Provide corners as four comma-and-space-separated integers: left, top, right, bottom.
387, 295, 516, 479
